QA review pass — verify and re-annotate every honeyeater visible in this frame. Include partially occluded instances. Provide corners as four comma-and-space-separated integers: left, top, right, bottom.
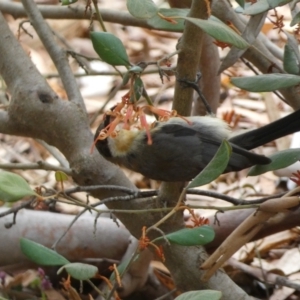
94, 109, 300, 182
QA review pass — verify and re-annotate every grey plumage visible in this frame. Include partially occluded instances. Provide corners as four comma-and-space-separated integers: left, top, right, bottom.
95, 111, 300, 181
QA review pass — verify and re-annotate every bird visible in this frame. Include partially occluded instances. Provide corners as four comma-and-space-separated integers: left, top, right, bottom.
94, 108, 300, 182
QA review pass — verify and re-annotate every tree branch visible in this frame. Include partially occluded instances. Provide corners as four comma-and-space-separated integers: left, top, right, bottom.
0, 1, 152, 29
21, 0, 85, 108
0, 161, 71, 174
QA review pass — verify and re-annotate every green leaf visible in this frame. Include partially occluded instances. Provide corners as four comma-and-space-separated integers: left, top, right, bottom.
20, 238, 70, 266
147, 8, 187, 32
59, 263, 98, 280
243, 0, 292, 15
122, 71, 131, 86
130, 77, 144, 103
243, 1, 269, 14
127, 0, 158, 19
55, 171, 68, 182
175, 290, 222, 300
128, 65, 144, 74
231, 74, 300, 92
109, 254, 140, 283
153, 226, 215, 246
235, 0, 245, 8
60, 0, 78, 5
91, 32, 130, 67
0, 171, 36, 202
290, 11, 300, 27
268, 0, 293, 8
218, 11, 267, 73
248, 148, 300, 176
187, 140, 232, 188
285, 32, 300, 67
184, 17, 249, 49
283, 44, 300, 75
122, 66, 144, 91
110, 257, 133, 282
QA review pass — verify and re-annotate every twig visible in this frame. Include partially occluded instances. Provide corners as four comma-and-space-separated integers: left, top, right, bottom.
17, 20, 33, 39
53, 30, 90, 74
35, 139, 69, 168
187, 189, 288, 205
147, 187, 187, 232
254, 244, 270, 298
0, 1, 161, 31
177, 72, 213, 115
0, 161, 71, 174
45, 66, 175, 79
0, 198, 35, 218
229, 257, 300, 291
240, 57, 285, 102
89, 80, 124, 126
64, 184, 145, 195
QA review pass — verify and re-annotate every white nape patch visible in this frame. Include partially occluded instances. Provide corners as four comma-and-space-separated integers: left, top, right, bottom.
165, 116, 231, 139
191, 115, 230, 134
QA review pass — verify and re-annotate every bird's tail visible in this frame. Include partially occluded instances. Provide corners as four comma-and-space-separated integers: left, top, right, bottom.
228, 109, 300, 150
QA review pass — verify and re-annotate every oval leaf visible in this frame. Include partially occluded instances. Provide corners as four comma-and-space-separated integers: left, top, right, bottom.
268, 0, 293, 9
147, 8, 187, 32
175, 290, 222, 300
91, 32, 130, 67
0, 171, 36, 202
55, 171, 68, 182
20, 238, 70, 266
111, 260, 129, 280
110, 257, 134, 281
243, 0, 291, 15
235, 0, 245, 8
127, 0, 158, 19
60, 0, 78, 5
131, 77, 144, 102
60, 263, 98, 280
187, 140, 232, 188
122, 71, 131, 86
231, 74, 300, 92
248, 148, 300, 176
291, 11, 300, 27
243, 0, 270, 14
154, 226, 215, 246
184, 17, 249, 49
283, 44, 300, 75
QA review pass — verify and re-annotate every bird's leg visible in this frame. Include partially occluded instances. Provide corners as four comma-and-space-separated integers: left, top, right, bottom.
177, 72, 213, 116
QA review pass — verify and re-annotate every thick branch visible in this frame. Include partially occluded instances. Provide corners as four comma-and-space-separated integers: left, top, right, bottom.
158, 1, 253, 299
0, 12, 48, 93
195, 34, 220, 115
0, 10, 160, 296
21, 0, 85, 108
0, 10, 135, 199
